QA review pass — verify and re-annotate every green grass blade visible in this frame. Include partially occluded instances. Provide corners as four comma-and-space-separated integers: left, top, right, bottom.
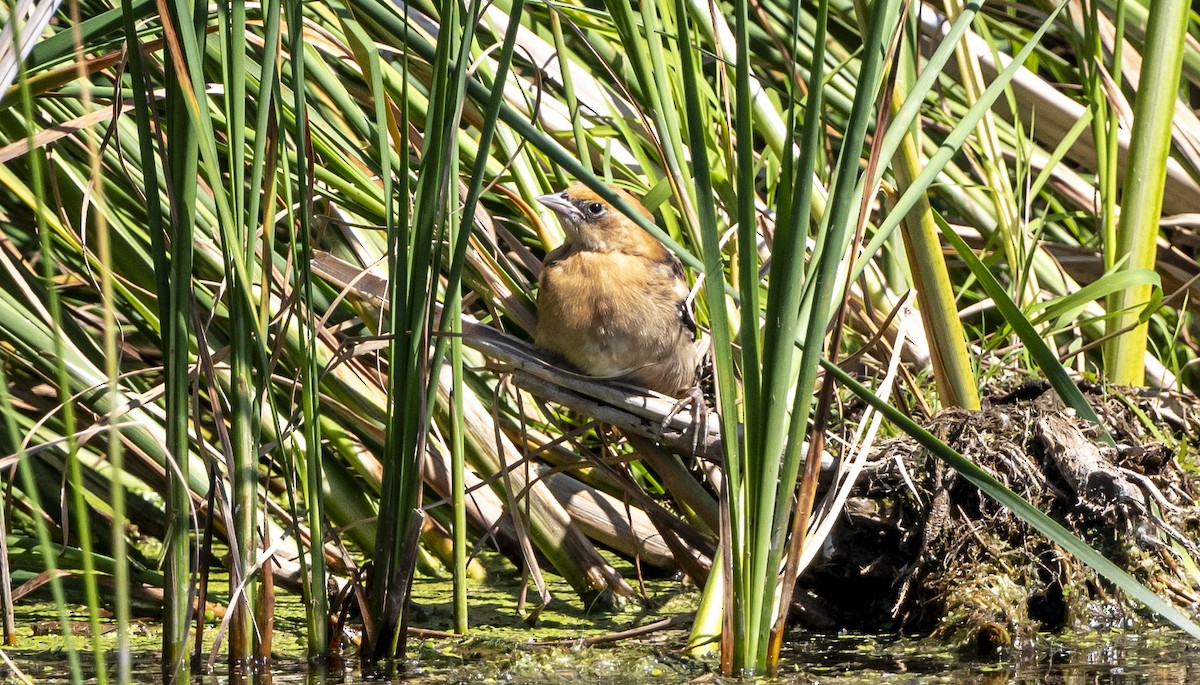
940, 214, 1113, 443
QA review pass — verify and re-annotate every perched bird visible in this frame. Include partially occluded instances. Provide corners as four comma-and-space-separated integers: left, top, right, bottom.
534, 182, 700, 397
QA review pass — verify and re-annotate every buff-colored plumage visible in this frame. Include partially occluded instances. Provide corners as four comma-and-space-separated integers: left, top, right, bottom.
534, 182, 699, 397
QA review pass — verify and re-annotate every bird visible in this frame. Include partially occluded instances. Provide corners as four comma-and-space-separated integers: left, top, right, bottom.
533, 181, 701, 398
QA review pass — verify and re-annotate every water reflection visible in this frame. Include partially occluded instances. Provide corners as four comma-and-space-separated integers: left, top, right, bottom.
780, 629, 1200, 684
5, 629, 1200, 683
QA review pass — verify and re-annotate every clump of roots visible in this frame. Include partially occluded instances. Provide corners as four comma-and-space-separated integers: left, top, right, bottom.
798, 381, 1200, 652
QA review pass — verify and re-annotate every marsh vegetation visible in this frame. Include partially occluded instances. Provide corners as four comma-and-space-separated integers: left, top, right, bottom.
2, 0, 1200, 680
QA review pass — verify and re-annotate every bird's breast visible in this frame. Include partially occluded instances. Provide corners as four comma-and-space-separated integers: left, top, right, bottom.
535, 249, 696, 394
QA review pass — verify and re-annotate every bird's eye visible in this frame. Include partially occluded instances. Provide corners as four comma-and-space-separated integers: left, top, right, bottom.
587, 202, 605, 216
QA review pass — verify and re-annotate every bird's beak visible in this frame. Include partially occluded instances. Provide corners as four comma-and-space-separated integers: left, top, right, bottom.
536, 192, 581, 222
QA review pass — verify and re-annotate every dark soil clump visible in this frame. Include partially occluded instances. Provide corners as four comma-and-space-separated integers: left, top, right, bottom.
799, 381, 1200, 650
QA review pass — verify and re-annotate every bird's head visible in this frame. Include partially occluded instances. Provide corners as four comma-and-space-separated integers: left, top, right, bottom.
537, 182, 656, 251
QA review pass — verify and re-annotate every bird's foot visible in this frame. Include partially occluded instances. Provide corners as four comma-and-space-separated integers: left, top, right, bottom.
661, 384, 710, 455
